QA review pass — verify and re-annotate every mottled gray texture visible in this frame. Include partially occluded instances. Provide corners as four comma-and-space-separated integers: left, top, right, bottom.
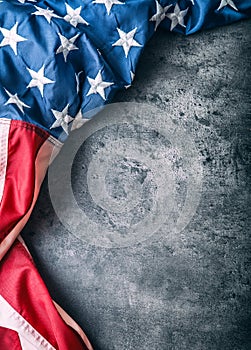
48, 102, 203, 248
22, 21, 251, 350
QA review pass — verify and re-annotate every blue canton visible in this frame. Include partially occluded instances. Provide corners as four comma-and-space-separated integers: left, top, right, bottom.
0, 0, 250, 141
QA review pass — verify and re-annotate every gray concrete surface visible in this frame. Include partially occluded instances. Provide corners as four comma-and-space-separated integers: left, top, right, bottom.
22, 20, 251, 350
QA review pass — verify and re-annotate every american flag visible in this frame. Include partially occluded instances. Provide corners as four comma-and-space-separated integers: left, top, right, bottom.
0, 0, 250, 349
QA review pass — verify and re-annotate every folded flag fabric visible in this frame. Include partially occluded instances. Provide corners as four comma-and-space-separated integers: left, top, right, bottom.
0, 1, 250, 349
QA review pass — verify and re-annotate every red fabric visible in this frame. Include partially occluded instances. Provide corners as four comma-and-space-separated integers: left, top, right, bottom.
0, 120, 49, 241
0, 120, 91, 349
0, 327, 22, 350
0, 240, 89, 350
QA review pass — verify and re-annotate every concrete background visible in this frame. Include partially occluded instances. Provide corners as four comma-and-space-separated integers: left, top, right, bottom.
23, 20, 251, 350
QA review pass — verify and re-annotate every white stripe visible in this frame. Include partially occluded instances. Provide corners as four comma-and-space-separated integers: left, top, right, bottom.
0, 295, 56, 350
0, 119, 11, 204
47, 135, 62, 165
47, 135, 63, 148
19, 334, 46, 350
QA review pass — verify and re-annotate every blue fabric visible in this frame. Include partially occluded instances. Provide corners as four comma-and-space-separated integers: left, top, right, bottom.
0, 0, 250, 141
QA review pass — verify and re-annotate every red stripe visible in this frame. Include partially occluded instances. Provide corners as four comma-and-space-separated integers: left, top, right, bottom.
0, 327, 22, 350
0, 241, 89, 350
0, 120, 49, 241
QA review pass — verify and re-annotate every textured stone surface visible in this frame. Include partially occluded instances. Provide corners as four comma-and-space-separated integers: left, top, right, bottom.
23, 20, 251, 350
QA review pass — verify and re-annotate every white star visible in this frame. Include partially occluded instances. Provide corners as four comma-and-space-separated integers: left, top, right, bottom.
87, 70, 113, 100
56, 33, 79, 62
4, 89, 30, 114
125, 70, 135, 88
50, 104, 74, 134
217, 0, 238, 11
150, 1, 172, 31
112, 28, 142, 58
27, 65, 55, 97
93, 0, 124, 15
32, 6, 60, 23
71, 110, 89, 131
75, 71, 83, 93
0, 22, 27, 55
64, 4, 89, 27
166, 4, 189, 31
